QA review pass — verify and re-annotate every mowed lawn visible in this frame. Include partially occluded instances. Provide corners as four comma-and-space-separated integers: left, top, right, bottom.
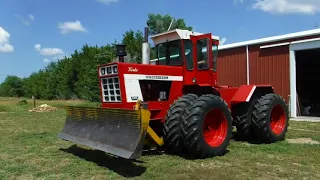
0, 97, 320, 180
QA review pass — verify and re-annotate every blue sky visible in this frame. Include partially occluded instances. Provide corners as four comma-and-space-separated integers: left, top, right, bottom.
0, 0, 320, 83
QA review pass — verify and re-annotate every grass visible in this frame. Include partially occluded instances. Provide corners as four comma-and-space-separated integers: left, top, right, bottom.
0, 97, 320, 180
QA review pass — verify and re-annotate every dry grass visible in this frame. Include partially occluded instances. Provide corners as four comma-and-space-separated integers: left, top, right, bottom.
287, 138, 320, 145
0, 97, 97, 106
0, 97, 99, 113
0, 97, 319, 180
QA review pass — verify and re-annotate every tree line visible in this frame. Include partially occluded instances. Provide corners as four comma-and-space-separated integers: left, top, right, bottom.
0, 13, 193, 102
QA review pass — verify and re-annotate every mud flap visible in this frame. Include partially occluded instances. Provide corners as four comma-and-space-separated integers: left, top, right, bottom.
58, 104, 151, 160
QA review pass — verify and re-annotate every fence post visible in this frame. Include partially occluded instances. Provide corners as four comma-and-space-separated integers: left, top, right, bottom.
32, 96, 36, 108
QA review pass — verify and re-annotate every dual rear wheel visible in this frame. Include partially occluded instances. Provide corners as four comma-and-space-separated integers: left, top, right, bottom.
251, 94, 289, 143
234, 93, 289, 143
163, 93, 289, 159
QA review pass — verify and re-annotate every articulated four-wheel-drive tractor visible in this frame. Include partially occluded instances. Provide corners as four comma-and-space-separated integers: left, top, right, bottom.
58, 27, 289, 160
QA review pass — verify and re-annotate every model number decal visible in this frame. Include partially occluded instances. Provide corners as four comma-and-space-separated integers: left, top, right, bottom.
145, 76, 169, 79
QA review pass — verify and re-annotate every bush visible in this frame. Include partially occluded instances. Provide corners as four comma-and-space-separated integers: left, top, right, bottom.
0, 105, 8, 112
17, 99, 28, 105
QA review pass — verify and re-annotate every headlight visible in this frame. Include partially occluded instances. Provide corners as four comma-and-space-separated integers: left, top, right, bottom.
113, 66, 118, 73
100, 65, 118, 75
101, 68, 105, 75
107, 67, 112, 74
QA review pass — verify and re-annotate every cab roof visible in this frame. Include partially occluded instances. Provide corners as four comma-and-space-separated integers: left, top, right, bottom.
151, 29, 220, 45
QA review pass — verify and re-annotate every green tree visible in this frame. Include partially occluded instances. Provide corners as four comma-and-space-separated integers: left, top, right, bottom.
0, 75, 24, 97
146, 13, 193, 60
122, 30, 144, 63
146, 13, 193, 35
74, 43, 117, 102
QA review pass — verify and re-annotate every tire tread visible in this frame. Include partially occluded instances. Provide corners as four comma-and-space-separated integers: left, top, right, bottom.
251, 93, 289, 143
163, 93, 198, 153
181, 94, 233, 158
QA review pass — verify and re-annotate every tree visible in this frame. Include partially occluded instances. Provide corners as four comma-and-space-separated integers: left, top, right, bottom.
121, 30, 144, 63
74, 44, 116, 102
0, 75, 24, 97
146, 13, 193, 35
16, 43, 116, 101
146, 13, 193, 60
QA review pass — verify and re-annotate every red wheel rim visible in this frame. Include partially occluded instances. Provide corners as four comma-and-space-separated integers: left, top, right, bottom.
270, 104, 286, 135
202, 109, 228, 147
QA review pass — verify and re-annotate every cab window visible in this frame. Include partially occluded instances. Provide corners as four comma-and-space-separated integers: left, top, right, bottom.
183, 40, 193, 70
197, 38, 209, 70
156, 40, 182, 66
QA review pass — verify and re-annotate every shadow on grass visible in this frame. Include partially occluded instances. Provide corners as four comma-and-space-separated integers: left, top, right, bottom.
141, 148, 166, 156
142, 146, 231, 160
231, 131, 272, 144
60, 145, 146, 178
177, 149, 231, 160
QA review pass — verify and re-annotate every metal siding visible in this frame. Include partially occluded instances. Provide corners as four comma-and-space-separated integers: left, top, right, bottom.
217, 34, 320, 103
217, 47, 247, 87
249, 45, 290, 102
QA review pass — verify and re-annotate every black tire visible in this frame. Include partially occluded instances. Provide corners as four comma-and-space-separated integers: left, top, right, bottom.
251, 93, 289, 143
163, 93, 198, 154
181, 94, 233, 159
233, 99, 258, 141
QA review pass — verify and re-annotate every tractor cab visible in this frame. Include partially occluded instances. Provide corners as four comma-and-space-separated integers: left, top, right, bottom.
151, 29, 220, 85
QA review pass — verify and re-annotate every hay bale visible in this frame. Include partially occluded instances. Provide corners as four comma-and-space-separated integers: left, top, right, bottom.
29, 104, 58, 112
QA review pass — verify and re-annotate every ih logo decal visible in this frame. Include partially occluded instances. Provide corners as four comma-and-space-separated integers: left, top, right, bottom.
128, 67, 138, 72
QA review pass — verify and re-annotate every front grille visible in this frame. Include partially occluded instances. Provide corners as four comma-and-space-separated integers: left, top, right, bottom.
101, 76, 121, 102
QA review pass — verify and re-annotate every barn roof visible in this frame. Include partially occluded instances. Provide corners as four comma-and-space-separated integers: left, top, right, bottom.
219, 28, 320, 50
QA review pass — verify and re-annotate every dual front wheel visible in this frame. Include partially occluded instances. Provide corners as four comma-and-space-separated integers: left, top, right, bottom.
163, 93, 289, 159
163, 94, 233, 159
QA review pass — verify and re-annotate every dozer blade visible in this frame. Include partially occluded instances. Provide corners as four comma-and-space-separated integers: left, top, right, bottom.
58, 104, 151, 160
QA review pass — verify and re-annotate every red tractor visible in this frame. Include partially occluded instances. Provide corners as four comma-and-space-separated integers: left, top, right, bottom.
58, 27, 289, 160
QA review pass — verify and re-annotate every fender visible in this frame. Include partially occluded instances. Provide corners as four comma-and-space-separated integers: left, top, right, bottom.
231, 85, 274, 104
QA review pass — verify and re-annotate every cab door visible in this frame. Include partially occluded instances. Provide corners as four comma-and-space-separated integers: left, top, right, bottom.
189, 33, 213, 86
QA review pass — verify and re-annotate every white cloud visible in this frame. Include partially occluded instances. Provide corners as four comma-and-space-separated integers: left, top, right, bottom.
43, 58, 50, 63
52, 55, 65, 61
220, 37, 227, 45
15, 14, 35, 26
43, 55, 66, 63
97, 0, 119, 5
252, 0, 320, 15
57, 20, 87, 34
0, 44, 14, 53
29, 14, 34, 21
0, 27, 14, 53
34, 44, 41, 51
34, 44, 64, 56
